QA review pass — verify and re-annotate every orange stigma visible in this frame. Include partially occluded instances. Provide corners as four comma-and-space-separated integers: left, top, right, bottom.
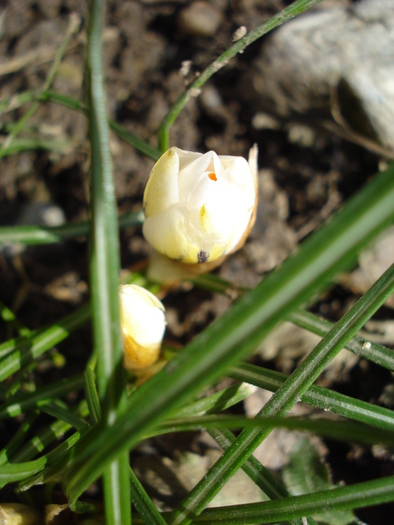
208, 172, 217, 181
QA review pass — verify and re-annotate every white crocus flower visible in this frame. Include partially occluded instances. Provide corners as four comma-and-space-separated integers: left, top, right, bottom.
143, 147, 257, 264
119, 284, 166, 372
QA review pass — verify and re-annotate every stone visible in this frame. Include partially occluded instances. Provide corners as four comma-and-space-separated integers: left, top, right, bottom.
244, 0, 394, 150
177, 2, 223, 38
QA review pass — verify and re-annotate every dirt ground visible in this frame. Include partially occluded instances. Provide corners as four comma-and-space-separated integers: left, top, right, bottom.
0, 0, 393, 523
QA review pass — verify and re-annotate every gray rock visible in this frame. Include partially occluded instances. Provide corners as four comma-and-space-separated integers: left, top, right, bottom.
244, 0, 394, 150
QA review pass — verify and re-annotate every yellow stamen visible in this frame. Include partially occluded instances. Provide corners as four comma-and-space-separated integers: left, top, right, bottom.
199, 204, 210, 232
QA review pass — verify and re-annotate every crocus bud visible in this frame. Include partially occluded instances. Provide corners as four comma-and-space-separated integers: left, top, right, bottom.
119, 284, 166, 372
143, 147, 257, 265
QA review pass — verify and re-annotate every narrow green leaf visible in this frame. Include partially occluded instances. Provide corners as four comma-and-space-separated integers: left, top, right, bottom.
0, 413, 37, 466
15, 431, 82, 491
0, 305, 90, 381
191, 275, 394, 372
189, 475, 394, 524
39, 399, 88, 431
129, 467, 168, 525
175, 385, 312, 525
41, 90, 161, 160
288, 309, 394, 371
86, 0, 130, 521
207, 427, 314, 525
173, 383, 257, 418
11, 400, 88, 463
84, 356, 101, 425
0, 374, 84, 420
0, 430, 81, 488
0, 137, 74, 157
152, 414, 394, 448
0, 88, 161, 160
109, 119, 161, 161
229, 363, 394, 431
0, 210, 143, 246
0, 459, 47, 484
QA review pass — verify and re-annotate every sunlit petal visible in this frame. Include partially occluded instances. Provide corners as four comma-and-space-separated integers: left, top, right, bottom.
119, 284, 166, 371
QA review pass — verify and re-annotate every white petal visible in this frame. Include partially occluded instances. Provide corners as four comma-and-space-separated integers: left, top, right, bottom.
174, 147, 204, 170
143, 208, 200, 262
143, 148, 180, 217
119, 284, 166, 347
178, 150, 218, 203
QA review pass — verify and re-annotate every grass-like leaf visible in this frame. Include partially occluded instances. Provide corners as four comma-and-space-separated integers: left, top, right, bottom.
183, 474, 394, 524
84, 356, 101, 425
0, 305, 90, 380
0, 88, 161, 160
85, 0, 131, 522
191, 276, 394, 372
11, 401, 88, 464
0, 431, 81, 488
230, 363, 394, 431
172, 382, 257, 418
288, 308, 394, 371
39, 400, 88, 431
0, 413, 37, 466
151, 414, 394, 448
0, 374, 84, 420
0, 210, 143, 246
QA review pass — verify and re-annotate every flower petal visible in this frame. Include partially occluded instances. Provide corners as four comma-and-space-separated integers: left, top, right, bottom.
143, 208, 200, 262
120, 284, 165, 347
119, 284, 166, 371
178, 150, 218, 204
143, 148, 180, 217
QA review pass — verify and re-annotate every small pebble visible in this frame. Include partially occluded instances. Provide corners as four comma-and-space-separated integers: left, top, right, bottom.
232, 26, 247, 42
200, 85, 222, 113
178, 2, 223, 38
179, 60, 192, 77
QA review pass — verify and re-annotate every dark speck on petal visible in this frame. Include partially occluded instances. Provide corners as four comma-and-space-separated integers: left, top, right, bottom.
198, 250, 209, 263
